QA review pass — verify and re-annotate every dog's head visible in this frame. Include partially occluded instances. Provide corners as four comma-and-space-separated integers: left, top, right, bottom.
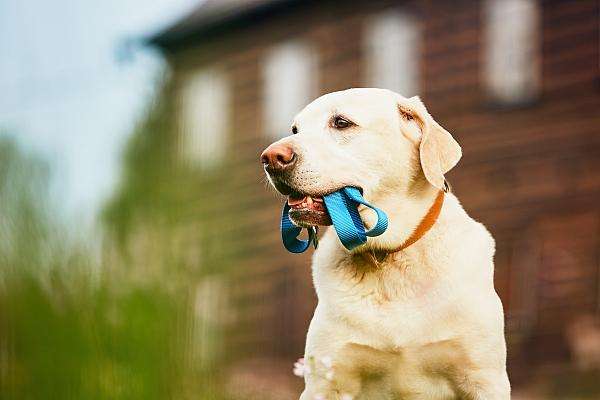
260, 88, 461, 227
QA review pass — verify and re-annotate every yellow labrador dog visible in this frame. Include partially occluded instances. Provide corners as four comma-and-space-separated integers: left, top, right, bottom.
261, 88, 509, 400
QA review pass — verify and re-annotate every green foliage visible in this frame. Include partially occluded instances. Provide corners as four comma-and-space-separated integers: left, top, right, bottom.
0, 137, 226, 400
102, 82, 180, 244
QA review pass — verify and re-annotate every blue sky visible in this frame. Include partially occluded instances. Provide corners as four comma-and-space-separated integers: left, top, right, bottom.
0, 0, 200, 224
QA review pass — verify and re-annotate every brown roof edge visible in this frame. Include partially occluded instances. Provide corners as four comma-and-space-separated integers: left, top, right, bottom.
146, 0, 303, 51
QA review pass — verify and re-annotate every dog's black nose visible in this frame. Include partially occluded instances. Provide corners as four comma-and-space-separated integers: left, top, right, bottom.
260, 143, 296, 172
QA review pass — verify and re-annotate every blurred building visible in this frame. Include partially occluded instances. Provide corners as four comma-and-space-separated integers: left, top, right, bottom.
135, 0, 599, 395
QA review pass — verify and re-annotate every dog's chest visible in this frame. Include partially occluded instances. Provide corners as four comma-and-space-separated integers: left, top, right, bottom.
315, 253, 455, 346
337, 339, 470, 400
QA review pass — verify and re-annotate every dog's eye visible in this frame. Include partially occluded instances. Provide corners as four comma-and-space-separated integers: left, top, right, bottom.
332, 116, 354, 130
291, 126, 298, 135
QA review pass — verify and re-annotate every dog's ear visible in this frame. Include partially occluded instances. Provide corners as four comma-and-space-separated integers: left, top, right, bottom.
401, 96, 462, 189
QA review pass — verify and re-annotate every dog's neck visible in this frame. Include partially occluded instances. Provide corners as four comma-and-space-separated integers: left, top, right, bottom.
359, 181, 442, 254
317, 182, 450, 301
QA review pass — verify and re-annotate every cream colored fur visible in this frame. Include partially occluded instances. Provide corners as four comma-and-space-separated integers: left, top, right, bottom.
266, 88, 510, 399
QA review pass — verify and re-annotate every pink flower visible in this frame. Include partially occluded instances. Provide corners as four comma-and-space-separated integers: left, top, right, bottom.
293, 357, 311, 377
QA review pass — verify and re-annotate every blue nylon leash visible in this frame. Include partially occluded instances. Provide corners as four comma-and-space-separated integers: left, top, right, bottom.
280, 187, 388, 252
281, 202, 317, 253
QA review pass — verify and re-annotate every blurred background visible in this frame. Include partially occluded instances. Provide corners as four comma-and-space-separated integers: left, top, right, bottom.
0, 0, 599, 399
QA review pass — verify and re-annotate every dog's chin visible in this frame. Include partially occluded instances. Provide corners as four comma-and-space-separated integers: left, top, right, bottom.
289, 208, 332, 227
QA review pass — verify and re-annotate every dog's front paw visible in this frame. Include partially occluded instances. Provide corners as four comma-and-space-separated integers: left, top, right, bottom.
300, 390, 355, 400
300, 389, 330, 400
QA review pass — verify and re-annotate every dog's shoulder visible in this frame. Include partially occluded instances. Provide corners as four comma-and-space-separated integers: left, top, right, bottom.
428, 193, 498, 292
441, 193, 495, 258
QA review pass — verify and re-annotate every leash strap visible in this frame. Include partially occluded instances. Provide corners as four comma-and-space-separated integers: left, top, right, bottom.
281, 203, 318, 253
281, 187, 388, 253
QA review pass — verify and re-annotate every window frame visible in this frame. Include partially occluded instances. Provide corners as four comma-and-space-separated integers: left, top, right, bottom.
482, 0, 541, 106
364, 10, 422, 97
179, 66, 230, 169
262, 39, 318, 140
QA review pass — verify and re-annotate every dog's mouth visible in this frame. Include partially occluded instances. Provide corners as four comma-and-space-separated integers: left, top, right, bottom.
270, 176, 362, 227
287, 192, 332, 227
271, 178, 333, 226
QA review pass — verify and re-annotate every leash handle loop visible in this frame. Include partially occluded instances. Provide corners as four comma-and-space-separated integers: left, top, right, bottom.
322, 190, 366, 250
340, 187, 388, 237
